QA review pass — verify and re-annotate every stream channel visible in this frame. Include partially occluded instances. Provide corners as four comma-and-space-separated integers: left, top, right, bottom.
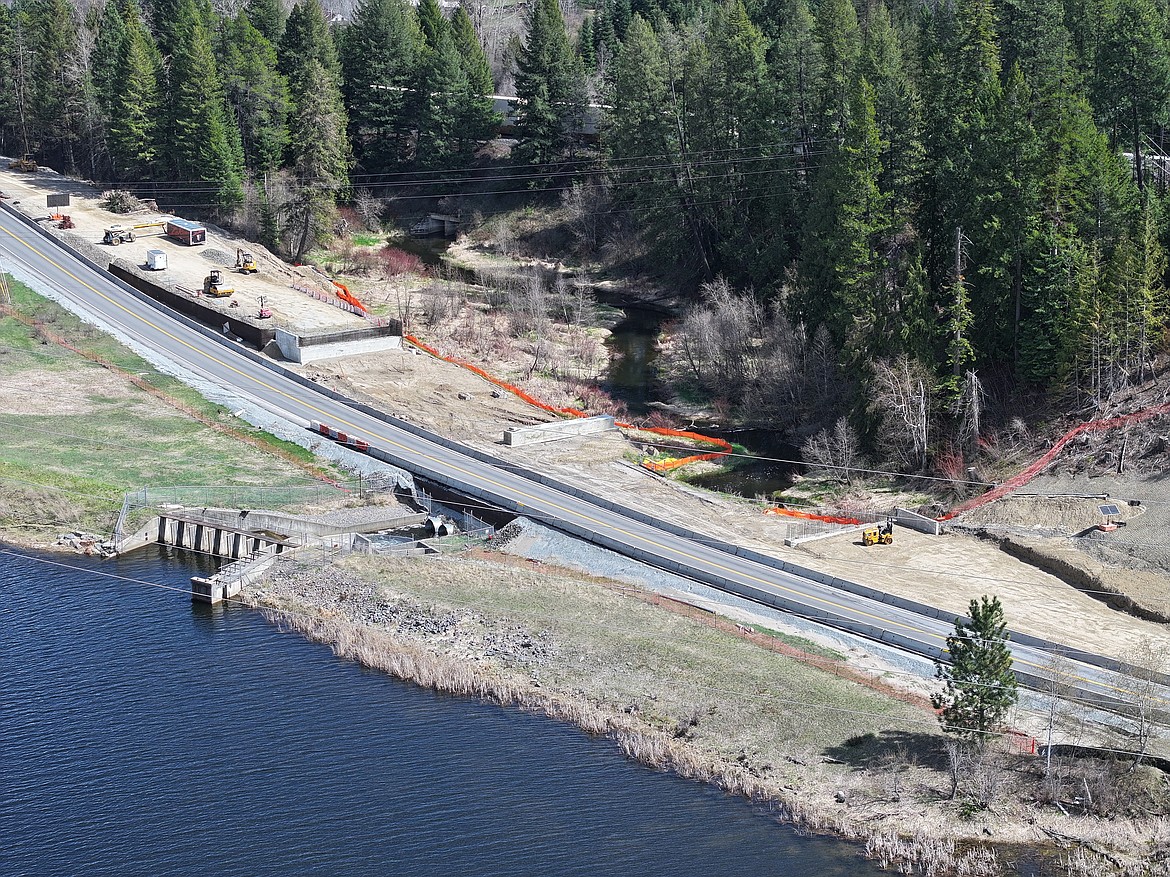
399, 236, 803, 498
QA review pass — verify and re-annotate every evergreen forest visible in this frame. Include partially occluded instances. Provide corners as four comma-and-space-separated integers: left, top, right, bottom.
1, 0, 1168, 467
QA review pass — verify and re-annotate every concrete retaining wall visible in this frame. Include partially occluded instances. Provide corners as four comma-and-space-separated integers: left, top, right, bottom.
503, 414, 616, 446
110, 263, 276, 348
894, 507, 943, 536
275, 326, 402, 364
178, 506, 427, 540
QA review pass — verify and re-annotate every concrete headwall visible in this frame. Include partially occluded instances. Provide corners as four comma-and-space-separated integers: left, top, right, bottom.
503, 415, 616, 446
275, 326, 402, 364
894, 507, 942, 536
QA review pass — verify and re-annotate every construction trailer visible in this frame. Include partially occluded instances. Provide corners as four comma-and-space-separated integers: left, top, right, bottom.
165, 218, 206, 246
146, 249, 168, 271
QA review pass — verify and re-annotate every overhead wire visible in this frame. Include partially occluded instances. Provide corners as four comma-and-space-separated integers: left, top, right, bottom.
117, 136, 833, 190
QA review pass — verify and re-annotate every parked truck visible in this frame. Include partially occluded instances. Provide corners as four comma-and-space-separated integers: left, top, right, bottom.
164, 218, 206, 246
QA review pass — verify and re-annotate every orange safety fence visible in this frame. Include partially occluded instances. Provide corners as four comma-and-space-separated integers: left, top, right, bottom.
331, 279, 368, 314
402, 333, 733, 470
763, 507, 862, 525
939, 401, 1170, 521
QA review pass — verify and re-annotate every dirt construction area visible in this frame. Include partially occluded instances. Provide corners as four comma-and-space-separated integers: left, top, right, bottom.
3, 164, 1169, 677
0, 165, 367, 334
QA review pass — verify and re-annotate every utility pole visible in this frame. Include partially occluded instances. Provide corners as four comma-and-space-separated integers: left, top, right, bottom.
953, 226, 969, 380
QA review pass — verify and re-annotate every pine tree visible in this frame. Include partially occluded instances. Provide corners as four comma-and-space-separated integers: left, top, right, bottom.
800, 77, 890, 358
107, 0, 161, 182
286, 59, 350, 260
932, 596, 1019, 742
341, 0, 420, 170
605, 16, 685, 254
514, 0, 585, 166
0, 1, 36, 157
30, 0, 82, 172
688, 0, 782, 284
860, 1, 922, 223
279, 0, 341, 98
164, 0, 244, 210
576, 14, 597, 72
451, 5, 494, 95
221, 12, 289, 173
771, 0, 821, 245
245, 0, 286, 47
814, 0, 861, 138
411, 0, 495, 168
417, 0, 446, 49
91, 0, 127, 120
1093, 0, 1170, 191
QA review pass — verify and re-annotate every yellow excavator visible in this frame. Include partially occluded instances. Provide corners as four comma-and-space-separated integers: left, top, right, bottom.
235, 248, 259, 274
203, 269, 235, 298
862, 519, 894, 547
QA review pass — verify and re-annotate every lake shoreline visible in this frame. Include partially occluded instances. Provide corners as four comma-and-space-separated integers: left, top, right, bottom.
244, 554, 1138, 877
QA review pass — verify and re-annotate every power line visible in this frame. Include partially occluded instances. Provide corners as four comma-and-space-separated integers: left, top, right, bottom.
118, 138, 834, 190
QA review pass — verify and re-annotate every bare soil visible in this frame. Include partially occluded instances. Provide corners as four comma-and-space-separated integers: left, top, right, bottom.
0, 166, 367, 334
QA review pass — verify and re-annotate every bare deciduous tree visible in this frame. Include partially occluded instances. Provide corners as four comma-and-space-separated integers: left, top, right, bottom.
354, 188, 385, 231
560, 179, 611, 254
870, 355, 934, 472
802, 418, 864, 483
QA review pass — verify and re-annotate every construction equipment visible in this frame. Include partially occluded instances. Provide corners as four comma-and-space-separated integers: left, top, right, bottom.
257, 295, 272, 319
103, 225, 137, 245
235, 249, 259, 274
862, 520, 894, 547
9, 154, 37, 172
103, 219, 166, 245
203, 269, 235, 298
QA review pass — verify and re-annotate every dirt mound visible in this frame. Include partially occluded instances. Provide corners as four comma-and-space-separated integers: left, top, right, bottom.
958, 494, 1138, 535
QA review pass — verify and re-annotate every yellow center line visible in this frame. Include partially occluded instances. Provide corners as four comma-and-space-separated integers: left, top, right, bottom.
2, 221, 1157, 705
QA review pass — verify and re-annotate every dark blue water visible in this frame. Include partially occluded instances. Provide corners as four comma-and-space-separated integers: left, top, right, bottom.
1, 545, 881, 876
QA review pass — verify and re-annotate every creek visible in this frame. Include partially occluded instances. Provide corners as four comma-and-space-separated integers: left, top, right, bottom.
396, 235, 802, 496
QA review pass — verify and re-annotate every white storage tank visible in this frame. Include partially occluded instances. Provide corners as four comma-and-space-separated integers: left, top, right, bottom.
146, 249, 167, 271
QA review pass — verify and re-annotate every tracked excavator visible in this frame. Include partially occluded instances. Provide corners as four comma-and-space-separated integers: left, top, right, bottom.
235, 249, 259, 274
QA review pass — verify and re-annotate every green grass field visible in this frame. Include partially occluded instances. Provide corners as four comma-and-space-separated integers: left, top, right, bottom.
0, 276, 347, 537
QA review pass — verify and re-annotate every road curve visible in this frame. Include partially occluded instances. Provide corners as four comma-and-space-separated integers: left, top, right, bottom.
0, 204, 1164, 719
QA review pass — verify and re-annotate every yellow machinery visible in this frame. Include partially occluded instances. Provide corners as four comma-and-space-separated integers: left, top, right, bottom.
862, 520, 894, 547
203, 269, 235, 298
9, 154, 37, 172
235, 249, 259, 274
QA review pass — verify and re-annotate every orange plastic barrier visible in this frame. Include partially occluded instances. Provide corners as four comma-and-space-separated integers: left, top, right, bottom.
763, 507, 862, 525
332, 279, 368, 313
940, 401, 1170, 520
402, 333, 733, 470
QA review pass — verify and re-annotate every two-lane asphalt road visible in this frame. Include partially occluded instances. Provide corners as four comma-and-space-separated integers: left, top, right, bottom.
1, 203, 1164, 721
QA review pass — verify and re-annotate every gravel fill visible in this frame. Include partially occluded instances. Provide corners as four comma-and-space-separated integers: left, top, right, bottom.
201, 248, 234, 264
